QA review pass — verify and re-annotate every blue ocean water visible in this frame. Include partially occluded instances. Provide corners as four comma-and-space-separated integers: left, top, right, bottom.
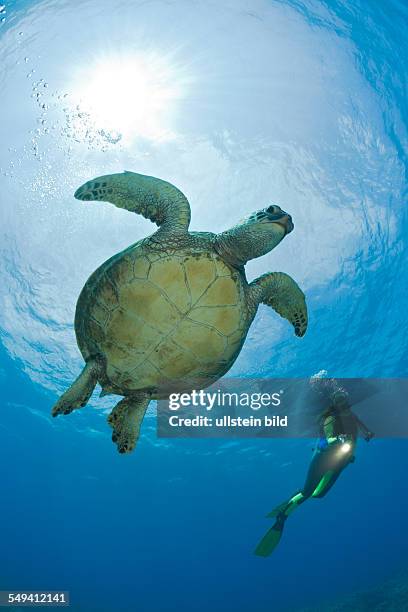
0, 1, 407, 611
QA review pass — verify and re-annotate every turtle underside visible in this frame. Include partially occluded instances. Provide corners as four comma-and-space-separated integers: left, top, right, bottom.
75, 240, 253, 398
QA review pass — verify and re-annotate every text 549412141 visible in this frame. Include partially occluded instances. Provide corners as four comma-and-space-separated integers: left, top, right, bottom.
0, 592, 69, 607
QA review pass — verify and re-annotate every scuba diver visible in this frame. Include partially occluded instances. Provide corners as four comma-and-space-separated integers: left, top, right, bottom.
255, 386, 374, 557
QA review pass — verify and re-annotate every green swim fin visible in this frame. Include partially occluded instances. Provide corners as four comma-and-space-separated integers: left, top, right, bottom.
266, 501, 288, 518
254, 519, 285, 557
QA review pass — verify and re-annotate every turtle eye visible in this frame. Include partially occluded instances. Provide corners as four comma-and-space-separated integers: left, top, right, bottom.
266, 205, 280, 214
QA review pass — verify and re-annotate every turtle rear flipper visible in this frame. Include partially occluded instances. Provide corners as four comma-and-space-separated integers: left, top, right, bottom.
108, 394, 150, 454
51, 357, 102, 417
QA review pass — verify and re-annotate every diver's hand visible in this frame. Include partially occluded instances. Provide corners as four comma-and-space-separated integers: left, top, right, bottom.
364, 431, 374, 442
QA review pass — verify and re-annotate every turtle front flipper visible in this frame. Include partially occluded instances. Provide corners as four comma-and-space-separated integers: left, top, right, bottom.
74, 171, 191, 235
250, 272, 308, 337
107, 394, 150, 454
51, 358, 102, 417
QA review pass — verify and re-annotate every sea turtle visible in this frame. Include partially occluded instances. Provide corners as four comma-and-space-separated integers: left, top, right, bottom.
52, 171, 308, 453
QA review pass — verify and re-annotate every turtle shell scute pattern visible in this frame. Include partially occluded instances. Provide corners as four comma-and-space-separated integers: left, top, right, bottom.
78, 249, 250, 393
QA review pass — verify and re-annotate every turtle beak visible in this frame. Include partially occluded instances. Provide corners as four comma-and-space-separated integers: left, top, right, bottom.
278, 213, 294, 235
265, 206, 294, 235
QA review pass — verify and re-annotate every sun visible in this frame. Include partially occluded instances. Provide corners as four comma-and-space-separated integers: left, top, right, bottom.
71, 52, 187, 143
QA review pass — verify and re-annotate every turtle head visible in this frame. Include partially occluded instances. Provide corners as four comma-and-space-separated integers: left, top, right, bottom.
215, 204, 294, 267
241, 205, 294, 242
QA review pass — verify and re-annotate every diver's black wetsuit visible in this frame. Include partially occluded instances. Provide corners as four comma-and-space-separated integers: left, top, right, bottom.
255, 395, 373, 556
